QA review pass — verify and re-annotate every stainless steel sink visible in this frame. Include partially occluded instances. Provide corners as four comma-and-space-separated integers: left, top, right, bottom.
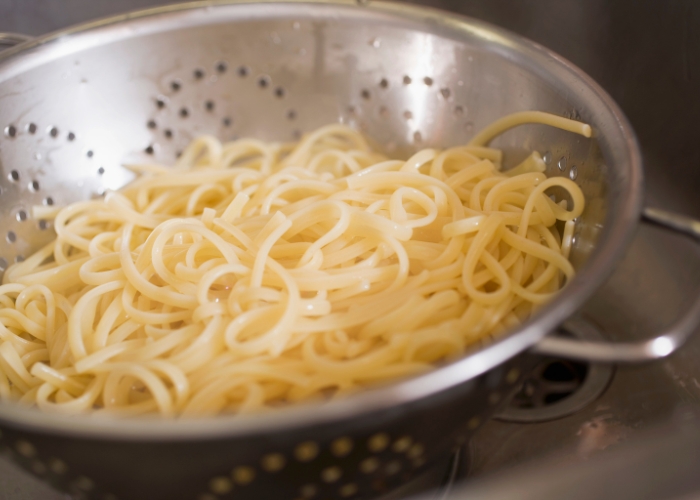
0, 1, 699, 499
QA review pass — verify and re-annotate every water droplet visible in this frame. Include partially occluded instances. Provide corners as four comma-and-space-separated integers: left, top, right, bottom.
558, 157, 567, 171
369, 37, 381, 48
569, 165, 578, 180
542, 151, 552, 164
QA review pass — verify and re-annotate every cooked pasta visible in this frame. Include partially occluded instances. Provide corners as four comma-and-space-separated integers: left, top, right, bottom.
0, 112, 590, 416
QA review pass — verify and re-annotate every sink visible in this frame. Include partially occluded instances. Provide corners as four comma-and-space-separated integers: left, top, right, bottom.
0, 1, 698, 499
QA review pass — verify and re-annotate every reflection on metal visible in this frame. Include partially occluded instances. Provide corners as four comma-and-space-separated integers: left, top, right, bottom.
378, 446, 467, 500
534, 207, 700, 363
496, 317, 614, 423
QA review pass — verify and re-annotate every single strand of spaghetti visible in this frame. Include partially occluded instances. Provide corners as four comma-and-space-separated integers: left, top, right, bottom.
460, 214, 511, 304
359, 295, 424, 339
2, 243, 54, 283
131, 326, 200, 361
501, 228, 574, 278
346, 210, 412, 241
400, 149, 438, 173
468, 111, 592, 147
120, 285, 191, 325
376, 234, 410, 292
88, 231, 121, 257
168, 315, 224, 373
185, 184, 229, 216
250, 213, 292, 288
389, 187, 438, 228
53, 201, 106, 251
90, 296, 125, 350
176, 135, 223, 167
105, 318, 143, 346
9, 258, 89, 291
230, 260, 300, 356
244, 171, 300, 211
67, 280, 124, 360
530, 193, 558, 227
142, 359, 190, 411
29, 363, 87, 396
347, 172, 466, 220
300, 334, 407, 378
445, 160, 497, 190
461, 146, 504, 164
0, 343, 34, 392
220, 192, 251, 223
196, 263, 250, 306
321, 238, 383, 269
442, 215, 486, 238
403, 240, 444, 261
298, 275, 429, 332
183, 376, 263, 415
188, 357, 310, 393
561, 220, 576, 258
259, 180, 342, 215
392, 292, 464, 337
421, 235, 465, 271
516, 248, 563, 293
468, 176, 502, 212
518, 178, 584, 235
20, 348, 50, 370
430, 150, 479, 180
511, 281, 558, 305
151, 229, 209, 293
105, 364, 174, 415
288, 201, 351, 267
105, 191, 168, 229
0, 309, 45, 341
79, 253, 124, 286
307, 149, 362, 174
33, 375, 99, 414
482, 173, 546, 212
328, 189, 389, 207
119, 224, 198, 309
283, 124, 370, 167
505, 151, 547, 177
347, 160, 405, 180
467, 245, 514, 305
74, 338, 146, 373
532, 224, 564, 253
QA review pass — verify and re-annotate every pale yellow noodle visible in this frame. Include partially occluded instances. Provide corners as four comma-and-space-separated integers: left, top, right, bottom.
0, 112, 589, 416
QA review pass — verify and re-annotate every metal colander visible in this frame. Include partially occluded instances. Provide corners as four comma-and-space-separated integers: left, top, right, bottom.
1, 2, 699, 500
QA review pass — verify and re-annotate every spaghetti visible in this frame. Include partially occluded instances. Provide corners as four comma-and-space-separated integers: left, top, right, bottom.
0, 112, 590, 416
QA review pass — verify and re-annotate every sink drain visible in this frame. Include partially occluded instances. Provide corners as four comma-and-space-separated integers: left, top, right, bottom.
494, 317, 614, 423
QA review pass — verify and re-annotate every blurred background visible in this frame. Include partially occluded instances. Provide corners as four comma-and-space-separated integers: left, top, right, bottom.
0, 1, 698, 499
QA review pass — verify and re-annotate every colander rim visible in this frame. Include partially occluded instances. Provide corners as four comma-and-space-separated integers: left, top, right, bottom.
0, 0, 643, 440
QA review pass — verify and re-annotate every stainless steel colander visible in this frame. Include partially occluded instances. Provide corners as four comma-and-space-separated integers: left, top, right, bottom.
0, 2, 700, 500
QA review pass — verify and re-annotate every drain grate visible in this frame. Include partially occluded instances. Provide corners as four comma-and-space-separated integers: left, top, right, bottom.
495, 317, 614, 423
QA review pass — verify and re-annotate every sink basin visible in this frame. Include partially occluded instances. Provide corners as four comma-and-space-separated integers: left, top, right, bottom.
0, 1, 698, 499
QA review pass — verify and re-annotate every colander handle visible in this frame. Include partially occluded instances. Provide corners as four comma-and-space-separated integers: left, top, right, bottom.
533, 207, 700, 363
0, 32, 32, 49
